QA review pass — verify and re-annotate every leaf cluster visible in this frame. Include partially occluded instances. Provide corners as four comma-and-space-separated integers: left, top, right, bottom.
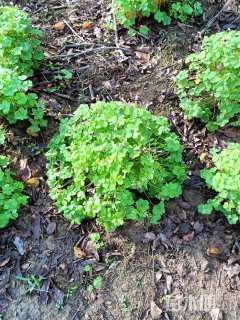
0, 154, 27, 229
47, 101, 186, 231
0, 6, 46, 132
114, 0, 202, 33
0, 6, 44, 76
199, 144, 240, 224
176, 31, 240, 132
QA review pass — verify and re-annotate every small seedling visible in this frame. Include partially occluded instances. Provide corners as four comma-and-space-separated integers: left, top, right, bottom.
16, 275, 43, 293
87, 275, 103, 293
89, 232, 104, 250
121, 296, 129, 313
66, 285, 79, 300
84, 264, 93, 273
54, 69, 73, 81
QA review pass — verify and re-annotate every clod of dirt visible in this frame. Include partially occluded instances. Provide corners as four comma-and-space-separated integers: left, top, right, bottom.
183, 188, 205, 207
142, 232, 156, 243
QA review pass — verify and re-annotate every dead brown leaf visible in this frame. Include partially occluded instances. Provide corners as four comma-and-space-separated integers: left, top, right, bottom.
0, 257, 10, 268
26, 177, 40, 188
207, 246, 223, 257
53, 21, 65, 31
82, 21, 92, 30
135, 51, 151, 64
73, 245, 86, 259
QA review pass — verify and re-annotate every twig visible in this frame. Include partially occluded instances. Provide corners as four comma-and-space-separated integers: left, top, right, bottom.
63, 19, 85, 42
48, 45, 131, 60
45, 91, 77, 101
112, 0, 119, 48
200, 0, 235, 34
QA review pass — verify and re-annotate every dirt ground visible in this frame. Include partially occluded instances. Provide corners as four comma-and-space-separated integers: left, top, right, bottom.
1, 0, 240, 319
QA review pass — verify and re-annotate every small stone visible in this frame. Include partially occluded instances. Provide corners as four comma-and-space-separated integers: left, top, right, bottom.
179, 223, 190, 235
193, 221, 204, 234
150, 301, 162, 320
46, 222, 56, 235
45, 236, 55, 251
142, 232, 156, 243
155, 271, 163, 282
13, 236, 25, 256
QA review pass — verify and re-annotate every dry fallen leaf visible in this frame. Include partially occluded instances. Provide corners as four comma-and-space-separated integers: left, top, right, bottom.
207, 246, 223, 257
150, 300, 162, 320
82, 21, 92, 30
135, 51, 151, 64
53, 21, 65, 31
26, 177, 40, 188
19, 158, 31, 181
0, 257, 10, 268
73, 245, 86, 259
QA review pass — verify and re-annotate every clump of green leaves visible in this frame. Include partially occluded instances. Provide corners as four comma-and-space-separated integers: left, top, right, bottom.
176, 31, 240, 132
0, 6, 46, 132
0, 6, 44, 76
0, 155, 27, 228
0, 67, 46, 132
199, 143, 240, 224
114, 0, 202, 33
47, 101, 186, 231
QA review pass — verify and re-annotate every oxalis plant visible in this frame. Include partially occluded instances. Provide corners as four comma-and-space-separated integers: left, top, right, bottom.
113, 0, 202, 34
0, 129, 27, 228
0, 67, 46, 132
0, 6, 44, 76
47, 101, 186, 231
176, 31, 240, 132
0, 6, 46, 132
199, 144, 240, 225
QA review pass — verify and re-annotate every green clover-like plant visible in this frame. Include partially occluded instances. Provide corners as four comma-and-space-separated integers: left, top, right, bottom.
0, 6, 44, 76
0, 145, 27, 228
0, 67, 47, 132
199, 143, 240, 224
0, 6, 46, 132
47, 101, 186, 231
176, 31, 240, 132
113, 0, 202, 33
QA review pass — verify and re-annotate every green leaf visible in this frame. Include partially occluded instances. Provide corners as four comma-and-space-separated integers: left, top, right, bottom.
151, 201, 165, 224
139, 25, 150, 35
198, 203, 213, 215
93, 276, 103, 289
